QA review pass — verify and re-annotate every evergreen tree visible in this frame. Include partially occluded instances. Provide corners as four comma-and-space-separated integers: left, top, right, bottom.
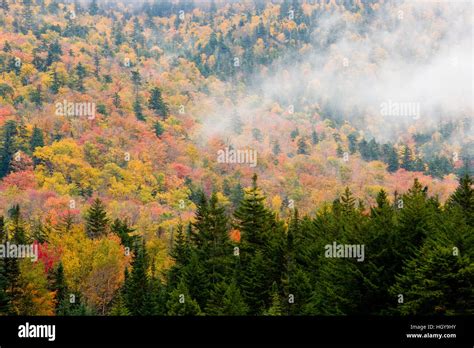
0, 257, 9, 314
336, 143, 344, 157
311, 130, 319, 145
109, 291, 130, 316
85, 198, 109, 239
30, 125, 44, 155
347, 132, 357, 154
264, 282, 282, 316
125, 242, 153, 315
221, 280, 248, 315
297, 137, 309, 155
0, 216, 10, 314
50, 70, 62, 94
75, 62, 87, 92
133, 98, 145, 121
167, 223, 191, 288
111, 218, 135, 249
401, 146, 414, 171
182, 251, 209, 309
89, 0, 99, 15
153, 121, 164, 138
390, 239, 474, 315
166, 279, 202, 316
448, 174, 474, 226
272, 140, 281, 156
112, 92, 121, 109
148, 87, 169, 118
9, 205, 27, 244
52, 263, 69, 315
0, 120, 18, 179
231, 112, 243, 135
386, 145, 399, 172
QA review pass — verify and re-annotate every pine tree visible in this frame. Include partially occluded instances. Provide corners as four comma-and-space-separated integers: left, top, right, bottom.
281, 210, 312, 315
133, 98, 145, 121
222, 280, 248, 315
52, 262, 69, 315
0, 257, 9, 314
125, 242, 153, 315
112, 92, 121, 109
401, 146, 414, 171
347, 133, 357, 154
448, 174, 474, 226
264, 282, 282, 316
9, 205, 27, 244
167, 223, 191, 288
89, 0, 99, 15
191, 192, 232, 286
110, 218, 135, 249
204, 281, 228, 315
0, 120, 18, 179
182, 251, 209, 309
75, 62, 87, 92
390, 239, 474, 315
311, 130, 319, 145
359, 189, 399, 314
148, 87, 169, 118
231, 112, 243, 135
109, 291, 130, 316
85, 198, 109, 239
50, 70, 61, 94
30, 125, 44, 158
166, 279, 202, 316
297, 137, 308, 155
153, 121, 164, 137
397, 179, 433, 260
272, 140, 281, 155
234, 174, 273, 254
0, 215, 10, 314
336, 143, 344, 157
386, 145, 399, 172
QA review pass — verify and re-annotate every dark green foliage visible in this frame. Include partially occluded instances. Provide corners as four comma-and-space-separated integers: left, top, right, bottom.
153, 121, 164, 137
297, 137, 309, 155
30, 125, 44, 154
148, 87, 169, 118
0, 120, 18, 179
85, 198, 109, 239
110, 218, 135, 249
124, 242, 153, 315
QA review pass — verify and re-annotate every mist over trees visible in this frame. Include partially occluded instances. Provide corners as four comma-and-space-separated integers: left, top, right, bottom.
0, 0, 472, 316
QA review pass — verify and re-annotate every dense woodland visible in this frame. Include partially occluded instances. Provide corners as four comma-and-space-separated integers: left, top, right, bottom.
0, 0, 472, 315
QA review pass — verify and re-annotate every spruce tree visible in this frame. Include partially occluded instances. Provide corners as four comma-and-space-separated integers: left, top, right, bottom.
75, 62, 87, 92
222, 280, 248, 315
167, 223, 191, 288
0, 258, 9, 314
133, 98, 146, 121
148, 87, 169, 118
182, 251, 209, 309
264, 282, 282, 316
125, 242, 153, 315
109, 291, 130, 316
111, 218, 135, 249
0, 120, 18, 179
52, 262, 69, 315
85, 198, 109, 239
448, 174, 474, 226
390, 239, 474, 315
166, 279, 202, 316
153, 121, 164, 137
